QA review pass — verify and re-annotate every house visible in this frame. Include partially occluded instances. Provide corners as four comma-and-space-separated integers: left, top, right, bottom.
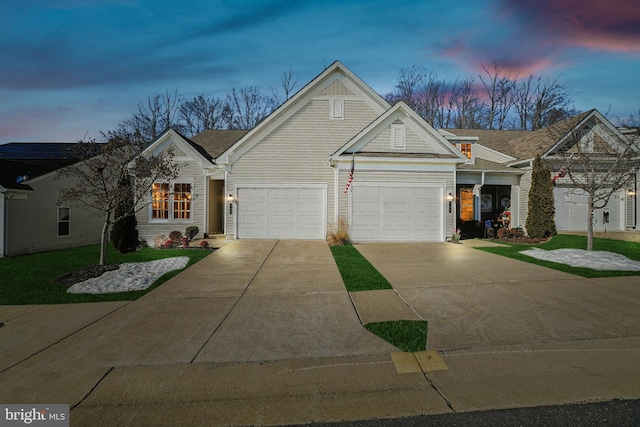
444, 109, 639, 234
135, 62, 639, 244
0, 143, 104, 257
136, 61, 467, 244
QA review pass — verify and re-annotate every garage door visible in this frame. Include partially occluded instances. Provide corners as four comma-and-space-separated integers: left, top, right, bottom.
554, 187, 622, 231
351, 184, 443, 241
237, 187, 324, 238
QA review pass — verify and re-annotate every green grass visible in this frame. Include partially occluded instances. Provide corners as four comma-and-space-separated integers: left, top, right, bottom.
330, 244, 427, 351
0, 244, 212, 305
477, 234, 640, 278
329, 244, 392, 291
365, 320, 428, 352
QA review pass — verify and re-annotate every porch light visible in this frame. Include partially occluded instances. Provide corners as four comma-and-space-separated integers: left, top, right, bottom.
628, 189, 637, 196
227, 193, 235, 214
447, 192, 454, 213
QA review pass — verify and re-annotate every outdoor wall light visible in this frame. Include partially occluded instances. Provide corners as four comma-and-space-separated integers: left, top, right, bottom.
447, 192, 454, 213
227, 194, 235, 214
628, 189, 637, 196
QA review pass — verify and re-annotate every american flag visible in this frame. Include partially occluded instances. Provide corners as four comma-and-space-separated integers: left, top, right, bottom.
344, 154, 354, 194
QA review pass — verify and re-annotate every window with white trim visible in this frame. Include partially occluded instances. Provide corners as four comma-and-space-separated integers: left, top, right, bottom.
390, 124, 406, 150
330, 99, 344, 119
57, 206, 70, 236
151, 182, 192, 221
459, 143, 472, 159
173, 183, 192, 219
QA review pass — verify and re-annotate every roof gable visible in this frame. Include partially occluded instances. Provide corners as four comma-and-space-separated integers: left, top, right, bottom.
332, 102, 468, 162
216, 61, 391, 165
141, 128, 216, 169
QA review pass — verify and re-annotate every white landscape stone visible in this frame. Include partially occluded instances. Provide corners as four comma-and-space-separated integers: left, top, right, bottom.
67, 257, 190, 294
521, 248, 640, 271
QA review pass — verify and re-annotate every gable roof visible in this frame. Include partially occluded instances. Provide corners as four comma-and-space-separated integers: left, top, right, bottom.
190, 129, 249, 159
332, 101, 468, 162
505, 110, 593, 160
141, 128, 218, 168
216, 61, 391, 165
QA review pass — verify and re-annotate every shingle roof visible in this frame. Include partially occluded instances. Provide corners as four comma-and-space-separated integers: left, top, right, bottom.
444, 110, 595, 161
457, 158, 524, 173
0, 142, 77, 160
189, 130, 249, 159
0, 142, 81, 189
443, 129, 530, 158
503, 110, 593, 160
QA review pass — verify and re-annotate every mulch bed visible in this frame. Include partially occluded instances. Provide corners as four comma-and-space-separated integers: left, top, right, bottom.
53, 264, 120, 287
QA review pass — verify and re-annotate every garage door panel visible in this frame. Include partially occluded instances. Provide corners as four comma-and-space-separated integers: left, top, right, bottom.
351, 184, 443, 241
384, 202, 411, 213
554, 187, 622, 231
237, 187, 324, 239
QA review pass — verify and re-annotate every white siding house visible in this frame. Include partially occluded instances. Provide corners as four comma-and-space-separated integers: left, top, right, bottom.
136, 63, 638, 243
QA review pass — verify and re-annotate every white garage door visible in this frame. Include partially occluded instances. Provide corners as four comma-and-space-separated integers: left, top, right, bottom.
554, 187, 623, 231
351, 184, 443, 241
237, 187, 324, 239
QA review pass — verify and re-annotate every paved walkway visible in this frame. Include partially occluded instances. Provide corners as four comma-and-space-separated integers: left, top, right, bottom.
1, 239, 639, 426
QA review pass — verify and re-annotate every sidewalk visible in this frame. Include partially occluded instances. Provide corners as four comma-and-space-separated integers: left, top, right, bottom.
1, 239, 639, 426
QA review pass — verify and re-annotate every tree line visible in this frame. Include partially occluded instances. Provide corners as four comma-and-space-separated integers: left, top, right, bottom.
384, 63, 578, 131
113, 62, 606, 142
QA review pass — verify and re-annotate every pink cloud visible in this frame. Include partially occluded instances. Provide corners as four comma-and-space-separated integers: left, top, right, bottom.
500, 0, 640, 53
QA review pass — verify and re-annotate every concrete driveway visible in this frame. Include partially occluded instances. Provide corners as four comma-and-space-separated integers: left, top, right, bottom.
1, 239, 639, 425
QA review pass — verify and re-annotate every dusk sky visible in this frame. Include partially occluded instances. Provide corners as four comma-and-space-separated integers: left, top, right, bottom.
1, 0, 638, 144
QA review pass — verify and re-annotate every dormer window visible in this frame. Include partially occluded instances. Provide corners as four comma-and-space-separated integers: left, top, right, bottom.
459, 143, 472, 159
391, 124, 406, 150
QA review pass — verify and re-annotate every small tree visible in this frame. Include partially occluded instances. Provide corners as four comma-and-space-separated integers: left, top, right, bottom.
57, 131, 180, 265
526, 155, 557, 238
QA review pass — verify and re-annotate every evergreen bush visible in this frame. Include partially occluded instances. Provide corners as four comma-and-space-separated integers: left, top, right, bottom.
526, 155, 557, 238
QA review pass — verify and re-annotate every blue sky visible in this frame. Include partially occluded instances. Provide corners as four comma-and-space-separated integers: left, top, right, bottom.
1, 0, 638, 144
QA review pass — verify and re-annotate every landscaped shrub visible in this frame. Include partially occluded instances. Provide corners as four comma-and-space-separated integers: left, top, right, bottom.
200, 240, 209, 248
526, 155, 557, 238
169, 230, 182, 242
185, 226, 199, 241
154, 235, 168, 248
181, 237, 189, 248
327, 218, 350, 246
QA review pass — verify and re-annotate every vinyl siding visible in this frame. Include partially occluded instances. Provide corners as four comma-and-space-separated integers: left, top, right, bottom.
338, 169, 455, 240
226, 98, 380, 237
5, 174, 103, 256
319, 79, 355, 96
474, 144, 513, 164
360, 125, 439, 154
518, 169, 532, 233
136, 160, 206, 246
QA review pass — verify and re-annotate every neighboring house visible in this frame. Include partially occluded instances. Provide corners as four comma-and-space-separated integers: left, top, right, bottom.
0, 143, 104, 257
444, 109, 639, 233
136, 62, 639, 244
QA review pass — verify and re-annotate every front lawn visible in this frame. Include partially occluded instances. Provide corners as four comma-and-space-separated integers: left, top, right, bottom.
477, 234, 640, 278
330, 244, 392, 291
0, 244, 211, 305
